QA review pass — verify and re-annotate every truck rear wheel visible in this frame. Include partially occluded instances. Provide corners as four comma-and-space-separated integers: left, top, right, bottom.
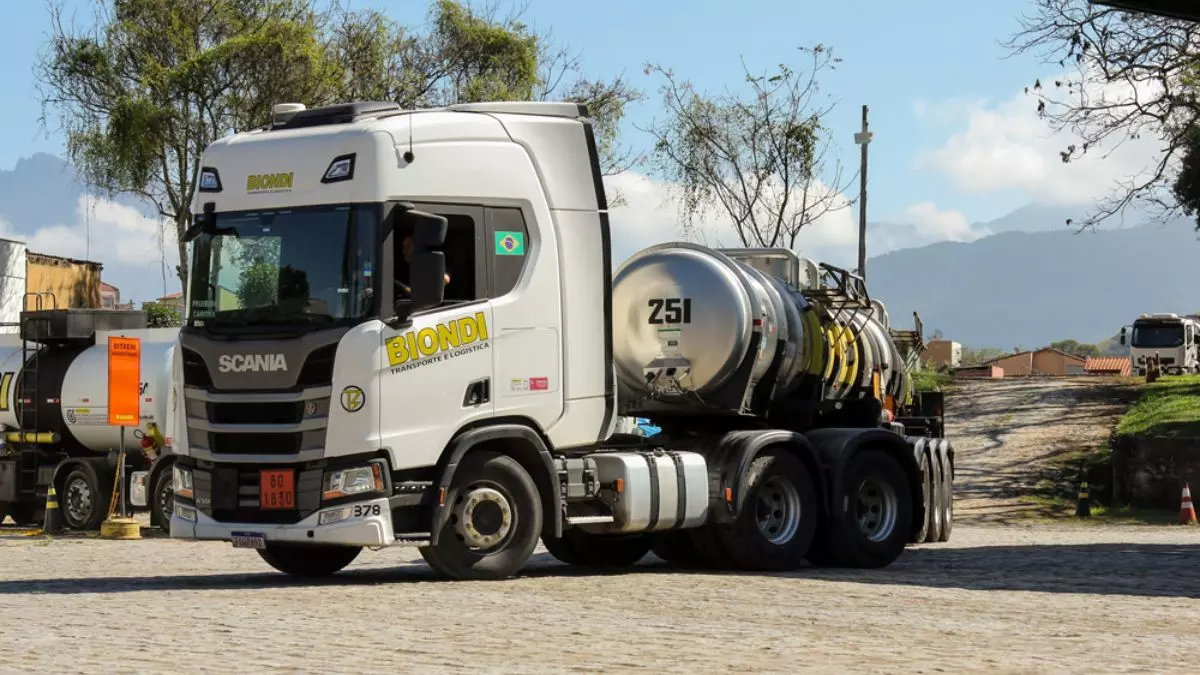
936, 442, 954, 542
806, 448, 913, 568
419, 451, 542, 580
913, 450, 932, 543
542, 529, 651, 567
924, 451, 944, 543
717, 450, 817, 571
61, 464, 108, 531
257, 543, 361, 577
649, 531, 703, 567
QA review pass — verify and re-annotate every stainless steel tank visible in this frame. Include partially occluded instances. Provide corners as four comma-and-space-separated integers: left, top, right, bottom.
612, 242, 814, 400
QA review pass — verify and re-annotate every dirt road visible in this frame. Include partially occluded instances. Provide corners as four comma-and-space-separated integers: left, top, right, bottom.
944, 377, 1131, 522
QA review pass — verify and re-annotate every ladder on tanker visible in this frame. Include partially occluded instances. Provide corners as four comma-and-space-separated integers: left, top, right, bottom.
14, 292, 58, 498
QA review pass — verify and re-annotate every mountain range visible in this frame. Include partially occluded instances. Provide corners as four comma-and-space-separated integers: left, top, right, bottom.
2, 153, 1198, 349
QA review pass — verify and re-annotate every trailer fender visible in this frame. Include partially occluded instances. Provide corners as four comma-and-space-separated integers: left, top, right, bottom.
803, 427, 923, 522
430, 423, 560, 546
704, 429, 824, 526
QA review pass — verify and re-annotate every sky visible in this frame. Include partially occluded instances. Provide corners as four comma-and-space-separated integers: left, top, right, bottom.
0, 0, 1169, 303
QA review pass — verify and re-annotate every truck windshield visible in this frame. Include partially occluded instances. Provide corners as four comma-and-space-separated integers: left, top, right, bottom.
1131, 324, 1184, 348
186, 204, 378, 330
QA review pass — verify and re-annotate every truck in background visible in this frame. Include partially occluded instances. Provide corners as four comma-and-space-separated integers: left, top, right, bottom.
166, 99, 951, 580
0, 308, 179, 531
1120, 313, 1200, 376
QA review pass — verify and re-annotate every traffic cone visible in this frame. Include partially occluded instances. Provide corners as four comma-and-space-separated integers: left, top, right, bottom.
42, 486, 63, 534
1181, 483, 1198, 525
1075, 480, 1091, 518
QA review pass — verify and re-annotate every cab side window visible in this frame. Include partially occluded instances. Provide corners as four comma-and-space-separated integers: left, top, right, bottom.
486, 206, 530, 297
392, 205, 484, 306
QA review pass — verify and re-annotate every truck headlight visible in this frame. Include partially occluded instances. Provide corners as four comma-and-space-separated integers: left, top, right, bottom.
323, 463, 384, 501
173, 465, 194, 500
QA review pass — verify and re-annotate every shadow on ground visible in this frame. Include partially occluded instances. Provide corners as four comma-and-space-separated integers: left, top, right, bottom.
2, 542, 1196, 599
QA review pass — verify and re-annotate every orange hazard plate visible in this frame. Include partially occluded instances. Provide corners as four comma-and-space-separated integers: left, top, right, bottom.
260, 469, 296, 510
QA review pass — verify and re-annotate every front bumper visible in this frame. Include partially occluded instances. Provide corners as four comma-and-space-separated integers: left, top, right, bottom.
170, 496, 395, 548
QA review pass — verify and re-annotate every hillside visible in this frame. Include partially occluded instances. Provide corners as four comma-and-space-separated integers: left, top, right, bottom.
867, 218, 1200, 348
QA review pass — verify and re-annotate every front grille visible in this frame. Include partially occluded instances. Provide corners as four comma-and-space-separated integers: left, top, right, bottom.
195, 463, 323, 524
210, 401, 304, 425
210, 432, 301, 455
181, 340, 338, 460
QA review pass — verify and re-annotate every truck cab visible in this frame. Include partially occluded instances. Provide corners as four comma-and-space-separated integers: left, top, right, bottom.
1122, 313, 1200, 376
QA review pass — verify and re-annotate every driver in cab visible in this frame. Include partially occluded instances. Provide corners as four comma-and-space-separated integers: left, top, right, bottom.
395, 233, 450, 299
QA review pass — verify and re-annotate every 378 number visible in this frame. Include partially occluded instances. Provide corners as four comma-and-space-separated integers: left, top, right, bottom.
648, 297, 692, 325
353, 504, 382, 518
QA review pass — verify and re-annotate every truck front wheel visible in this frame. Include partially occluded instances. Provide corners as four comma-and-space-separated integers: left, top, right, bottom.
542, 529, 651, 567
807, 449, 913, 568
419, 451, 542, 581
150, 466, 175, 530
257, 543, 361, 577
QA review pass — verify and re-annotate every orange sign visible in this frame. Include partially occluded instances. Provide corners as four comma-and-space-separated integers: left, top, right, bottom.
108, 336, 141, 427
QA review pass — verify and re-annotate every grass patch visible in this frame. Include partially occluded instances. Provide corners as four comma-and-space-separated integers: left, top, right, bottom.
1115, 374, 1200, 437
911, 369, 955, 393
1017, 495, 1179, 525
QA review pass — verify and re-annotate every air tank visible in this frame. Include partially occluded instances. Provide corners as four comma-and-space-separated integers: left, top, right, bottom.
0, 327, 180, 455
613, 242, 911, 413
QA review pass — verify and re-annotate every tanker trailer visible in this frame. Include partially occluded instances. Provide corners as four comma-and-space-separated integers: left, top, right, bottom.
613, 243, 953, 549
0, 309, 179, 531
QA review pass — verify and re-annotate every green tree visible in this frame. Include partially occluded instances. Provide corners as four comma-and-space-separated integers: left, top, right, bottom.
1050, 339, 1100, 357
144, 302, 181, 327
640, 45, 855, 248
36, 0, 338, 294
36, 0, 642, 297
1003, 1, 1200, 229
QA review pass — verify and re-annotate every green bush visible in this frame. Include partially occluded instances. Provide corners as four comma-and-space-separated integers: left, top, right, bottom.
144, 303, 181, 327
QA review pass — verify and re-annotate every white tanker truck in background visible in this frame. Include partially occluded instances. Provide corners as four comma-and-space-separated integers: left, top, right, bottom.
0, 308, 179, 531
166, 99, 952, 580
1120, 313, 1200, 376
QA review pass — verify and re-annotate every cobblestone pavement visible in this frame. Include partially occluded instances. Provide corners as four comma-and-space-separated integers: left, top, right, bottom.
1, 522, 1197, 673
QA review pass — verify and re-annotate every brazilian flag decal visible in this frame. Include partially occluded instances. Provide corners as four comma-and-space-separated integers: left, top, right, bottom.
495, 231, 525, 256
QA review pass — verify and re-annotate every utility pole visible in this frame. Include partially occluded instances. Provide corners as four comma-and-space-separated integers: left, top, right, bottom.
853, 105, 872, 282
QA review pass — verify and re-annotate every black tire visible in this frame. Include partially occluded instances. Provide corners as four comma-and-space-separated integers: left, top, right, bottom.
60, 464, 109, 531
716, 450, 818, 571
257, 543, 361, 577
150, 465, 175, 530
913, 450, 932, 543
419, 451, 542, 580
936, 442, 954, 543
541, 529, 651, 567
924, 450, 944, 543
686, 523, 738, 569
805, 448, 913, 569
650, 530, 703, 567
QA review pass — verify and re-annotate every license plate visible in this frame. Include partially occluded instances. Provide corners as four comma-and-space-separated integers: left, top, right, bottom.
230, 531, 266, 549
260, 469, 296, 510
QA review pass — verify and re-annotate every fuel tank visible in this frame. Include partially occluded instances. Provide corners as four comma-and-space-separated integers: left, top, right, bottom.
0, 327, 180, 455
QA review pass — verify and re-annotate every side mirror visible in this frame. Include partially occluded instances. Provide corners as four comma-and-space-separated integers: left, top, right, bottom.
390, 206, 448, 323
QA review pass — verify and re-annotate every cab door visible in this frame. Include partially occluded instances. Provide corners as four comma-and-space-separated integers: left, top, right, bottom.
376, 203, 495, 472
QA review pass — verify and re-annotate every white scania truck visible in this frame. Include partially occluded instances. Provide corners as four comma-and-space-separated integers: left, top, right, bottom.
168, 100, 952, 580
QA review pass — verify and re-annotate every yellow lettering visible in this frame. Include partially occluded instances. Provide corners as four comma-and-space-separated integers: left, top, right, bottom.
437, 322, 461, 350
246, 176, 258, 191
385, 336, 409, 366
386, 312, 491, 370
417, 328, 438, 356
246, 172, 294, 192
0, 372, 10, 412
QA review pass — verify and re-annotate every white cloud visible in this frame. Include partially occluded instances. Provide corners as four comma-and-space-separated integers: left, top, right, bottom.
915, 72, 1167, 206
0, 195, 179, 305
604, 172, 987, 268
604, 171, 862, 269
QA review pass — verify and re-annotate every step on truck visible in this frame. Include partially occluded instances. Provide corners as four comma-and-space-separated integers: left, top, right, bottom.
168, 100, 952, 580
